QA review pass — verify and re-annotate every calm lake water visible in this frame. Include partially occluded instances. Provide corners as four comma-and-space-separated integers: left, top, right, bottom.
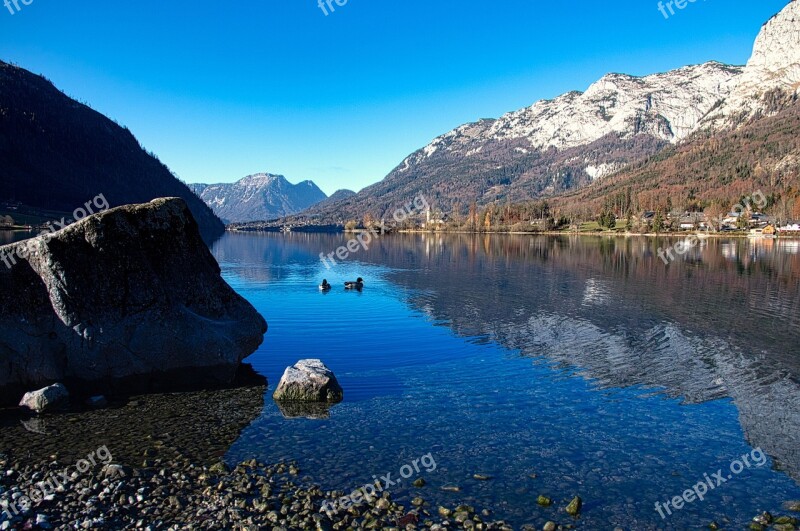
212, 232, 800, 530
3, 229, 799, 529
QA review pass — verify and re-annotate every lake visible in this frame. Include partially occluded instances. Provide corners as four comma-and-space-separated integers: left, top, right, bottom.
211, 232, 800, 529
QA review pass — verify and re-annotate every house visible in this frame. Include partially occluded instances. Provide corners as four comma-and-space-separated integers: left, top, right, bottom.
678, 212, 706, 230
0, 215, 14, 228
722, 212, 741, 228
778, 222, 800, 233
749, 213, 769, 227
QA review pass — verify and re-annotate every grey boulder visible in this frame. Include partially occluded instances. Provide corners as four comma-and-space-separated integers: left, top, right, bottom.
0, 198, 267, 403
19, 383, 69, 413
273, 359, 343, 403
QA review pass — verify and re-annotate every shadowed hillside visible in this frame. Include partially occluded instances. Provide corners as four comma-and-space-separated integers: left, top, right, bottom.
0, 61, 224, 238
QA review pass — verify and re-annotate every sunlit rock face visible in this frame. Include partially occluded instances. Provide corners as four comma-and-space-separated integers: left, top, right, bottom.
703, 0, 800, 127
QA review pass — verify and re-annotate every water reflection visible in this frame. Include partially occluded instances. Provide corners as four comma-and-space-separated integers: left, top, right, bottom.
367, 234, 800, 479
207, 232, 800, 528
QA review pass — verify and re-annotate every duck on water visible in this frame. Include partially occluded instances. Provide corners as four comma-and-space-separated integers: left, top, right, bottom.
345, 277, 364, 290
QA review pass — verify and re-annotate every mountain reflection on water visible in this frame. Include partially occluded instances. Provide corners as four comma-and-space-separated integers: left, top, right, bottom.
374, 234, 800, 479
213, 232, 800, 528
221, 232, 800, 479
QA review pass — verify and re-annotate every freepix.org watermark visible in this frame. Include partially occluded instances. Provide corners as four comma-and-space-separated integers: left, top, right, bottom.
4, 0, 32, 15
654, 447, 767, 520
319, 194, 429, 270
317, 0, 348, 16
2, 446, 115, 519
657, 190, 767, 265
0, 193, 110, 270
657, 0, 703, 20
320, 453, 437, 515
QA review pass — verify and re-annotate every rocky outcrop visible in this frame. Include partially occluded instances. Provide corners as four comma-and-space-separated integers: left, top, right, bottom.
702, 0, 800, 127
0, 198, 267, 404
273, 359, 343, 403
18, 383, 69, 413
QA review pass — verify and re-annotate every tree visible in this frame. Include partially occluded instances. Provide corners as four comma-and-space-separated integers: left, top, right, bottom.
736, 211, 751, 230
652, 210, 665, 233
468, 201, 478, 232
598, 209, 616, 230
704, 202, 726, 231
625, 211, 634, 232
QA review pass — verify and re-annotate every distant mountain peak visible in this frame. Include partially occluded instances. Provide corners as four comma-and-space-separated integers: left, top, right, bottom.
191, 174, 327, 223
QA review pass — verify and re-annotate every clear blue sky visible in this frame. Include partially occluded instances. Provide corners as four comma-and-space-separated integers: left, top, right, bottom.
0, 0, 790, 195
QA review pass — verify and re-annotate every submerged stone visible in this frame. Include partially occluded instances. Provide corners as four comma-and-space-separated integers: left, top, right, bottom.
565, 496, 582, 516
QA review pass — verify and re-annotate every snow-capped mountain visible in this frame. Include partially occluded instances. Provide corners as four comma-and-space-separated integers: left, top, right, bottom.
190, 174, 327, 223
300, 1, 800, 223
406, 61, 742, 167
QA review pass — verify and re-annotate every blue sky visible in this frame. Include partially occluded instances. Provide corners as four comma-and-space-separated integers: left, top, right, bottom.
0, 0, 790, 195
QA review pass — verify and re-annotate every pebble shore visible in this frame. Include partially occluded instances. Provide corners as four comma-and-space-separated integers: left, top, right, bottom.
0, 453, 520, 530
2, 452, 800, 530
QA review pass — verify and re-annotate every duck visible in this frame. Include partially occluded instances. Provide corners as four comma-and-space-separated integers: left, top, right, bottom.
319, 279, 332, 291
344, 277, 364, 290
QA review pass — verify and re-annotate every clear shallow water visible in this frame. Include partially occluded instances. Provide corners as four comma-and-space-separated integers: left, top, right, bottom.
214, 232, 800, 530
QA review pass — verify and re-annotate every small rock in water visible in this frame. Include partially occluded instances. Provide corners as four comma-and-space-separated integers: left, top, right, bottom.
473, 474, 492, 481
565, 496, 582, 516
441, 485, 461, 492
784, 501, 800, 512
543, 522, 557, 531
413, 478, 426, 487
273, 359, 343, 403
536, 495, 553, 507
19, 383, 69, 413
753, 512, 773, 526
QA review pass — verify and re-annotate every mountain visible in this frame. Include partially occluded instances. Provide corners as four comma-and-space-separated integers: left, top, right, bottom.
301, 1, 800, 223
553, 0, 800, 216
552, 97, 800, 217
302, 62, 742, 221
0, 61, 224, 239
190, 174, 327, 223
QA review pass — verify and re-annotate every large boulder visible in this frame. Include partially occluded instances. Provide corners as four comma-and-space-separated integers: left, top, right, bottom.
273, 359, 343, 403
0, 198, 267, 404
19, 383, 69, 413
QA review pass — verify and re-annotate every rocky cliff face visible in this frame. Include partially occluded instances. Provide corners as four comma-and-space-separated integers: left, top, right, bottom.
412, 62, 741, 159
703, 0, 800, 126
0, 198, 267, 403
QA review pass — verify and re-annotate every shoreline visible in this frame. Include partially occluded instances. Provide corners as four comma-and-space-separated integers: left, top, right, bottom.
1, 450, 797, 530
0, 450, 517, 530
230, 227, 800, 239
